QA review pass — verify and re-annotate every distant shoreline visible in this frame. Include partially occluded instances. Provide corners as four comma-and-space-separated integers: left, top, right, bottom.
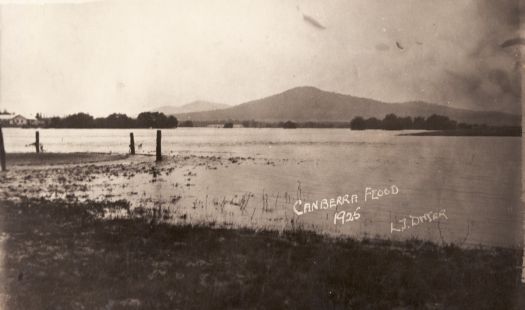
401, 127, 521, 137
3, 126, 522, 137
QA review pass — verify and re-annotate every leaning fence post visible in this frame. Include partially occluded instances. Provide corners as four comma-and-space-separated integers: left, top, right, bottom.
156, 130, 162, 162
35, 131, 40, 154
129, 132, 135, 155
0, 126, 6, 171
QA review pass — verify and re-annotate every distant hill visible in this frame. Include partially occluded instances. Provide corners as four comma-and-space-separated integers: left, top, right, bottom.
155, 101, 229, 114
174, 87, 520, 126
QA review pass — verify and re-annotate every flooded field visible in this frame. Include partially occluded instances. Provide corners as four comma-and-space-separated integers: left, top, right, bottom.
1, 128, 523, 249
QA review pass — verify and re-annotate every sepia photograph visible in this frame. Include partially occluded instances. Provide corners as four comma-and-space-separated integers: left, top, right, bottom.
0, 0, 523, 309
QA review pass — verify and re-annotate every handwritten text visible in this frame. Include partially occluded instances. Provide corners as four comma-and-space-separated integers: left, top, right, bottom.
390, 209, 448, 233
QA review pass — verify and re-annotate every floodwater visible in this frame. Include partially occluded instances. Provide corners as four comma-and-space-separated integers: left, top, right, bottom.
1, 128, 523, 251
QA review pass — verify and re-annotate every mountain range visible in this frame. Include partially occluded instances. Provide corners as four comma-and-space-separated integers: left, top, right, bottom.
168, 87, 520, 126
155, 101, 229, 115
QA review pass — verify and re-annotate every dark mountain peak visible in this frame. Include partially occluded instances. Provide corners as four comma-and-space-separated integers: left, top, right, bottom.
283, 86, 323, 94
277, 86, 368, 103
278, 86, 342, 99
248, 86, 340, 107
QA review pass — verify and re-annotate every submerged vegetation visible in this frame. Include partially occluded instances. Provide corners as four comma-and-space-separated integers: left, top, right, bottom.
1, 198, 522, 309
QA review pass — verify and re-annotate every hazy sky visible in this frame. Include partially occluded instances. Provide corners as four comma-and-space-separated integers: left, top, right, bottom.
0, 0, 522, 117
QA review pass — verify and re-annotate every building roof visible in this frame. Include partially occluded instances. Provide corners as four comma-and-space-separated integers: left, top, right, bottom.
17, 114, 36, 120
0, 114, 37, 121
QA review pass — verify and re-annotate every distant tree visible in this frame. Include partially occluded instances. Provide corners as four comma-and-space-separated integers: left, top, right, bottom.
167, 115, 178, 128
413, 116, 426, 129
180, 120, 194, 127
457, 122, 473, 129
399, 116, 413, 129
137, 112, 163, 128
365, 117, 382, 129
48, 117, 61, 128
382, 114, 403, 130
137, 112, 177, 128
62, 113, 95, 128
94, 117, 106, 128
106, 113, 134, 128
350, 117, 366, 130
425, 114, 456, 130
283, 121, 297, 129
223, 122, 234, 128
303, 121, 315, 128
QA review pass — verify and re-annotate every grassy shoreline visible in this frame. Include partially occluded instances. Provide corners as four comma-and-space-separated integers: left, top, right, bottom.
0, 198, 523, 309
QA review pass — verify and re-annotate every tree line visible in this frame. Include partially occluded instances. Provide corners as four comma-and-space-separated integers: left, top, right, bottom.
45, 112, 178, 128
30, 112, 485, 130
180, 115, 476, 130
350, 114, 477, 130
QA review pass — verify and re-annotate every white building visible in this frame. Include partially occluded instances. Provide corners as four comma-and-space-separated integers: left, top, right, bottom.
0, 114, 40, 127
10, 115, 30, 126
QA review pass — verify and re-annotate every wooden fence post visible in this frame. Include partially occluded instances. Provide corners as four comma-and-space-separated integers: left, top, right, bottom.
129, 132, 135, 155
35, 131, 39, 154
156, 130, 162, 162
0, 126, 6, 171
